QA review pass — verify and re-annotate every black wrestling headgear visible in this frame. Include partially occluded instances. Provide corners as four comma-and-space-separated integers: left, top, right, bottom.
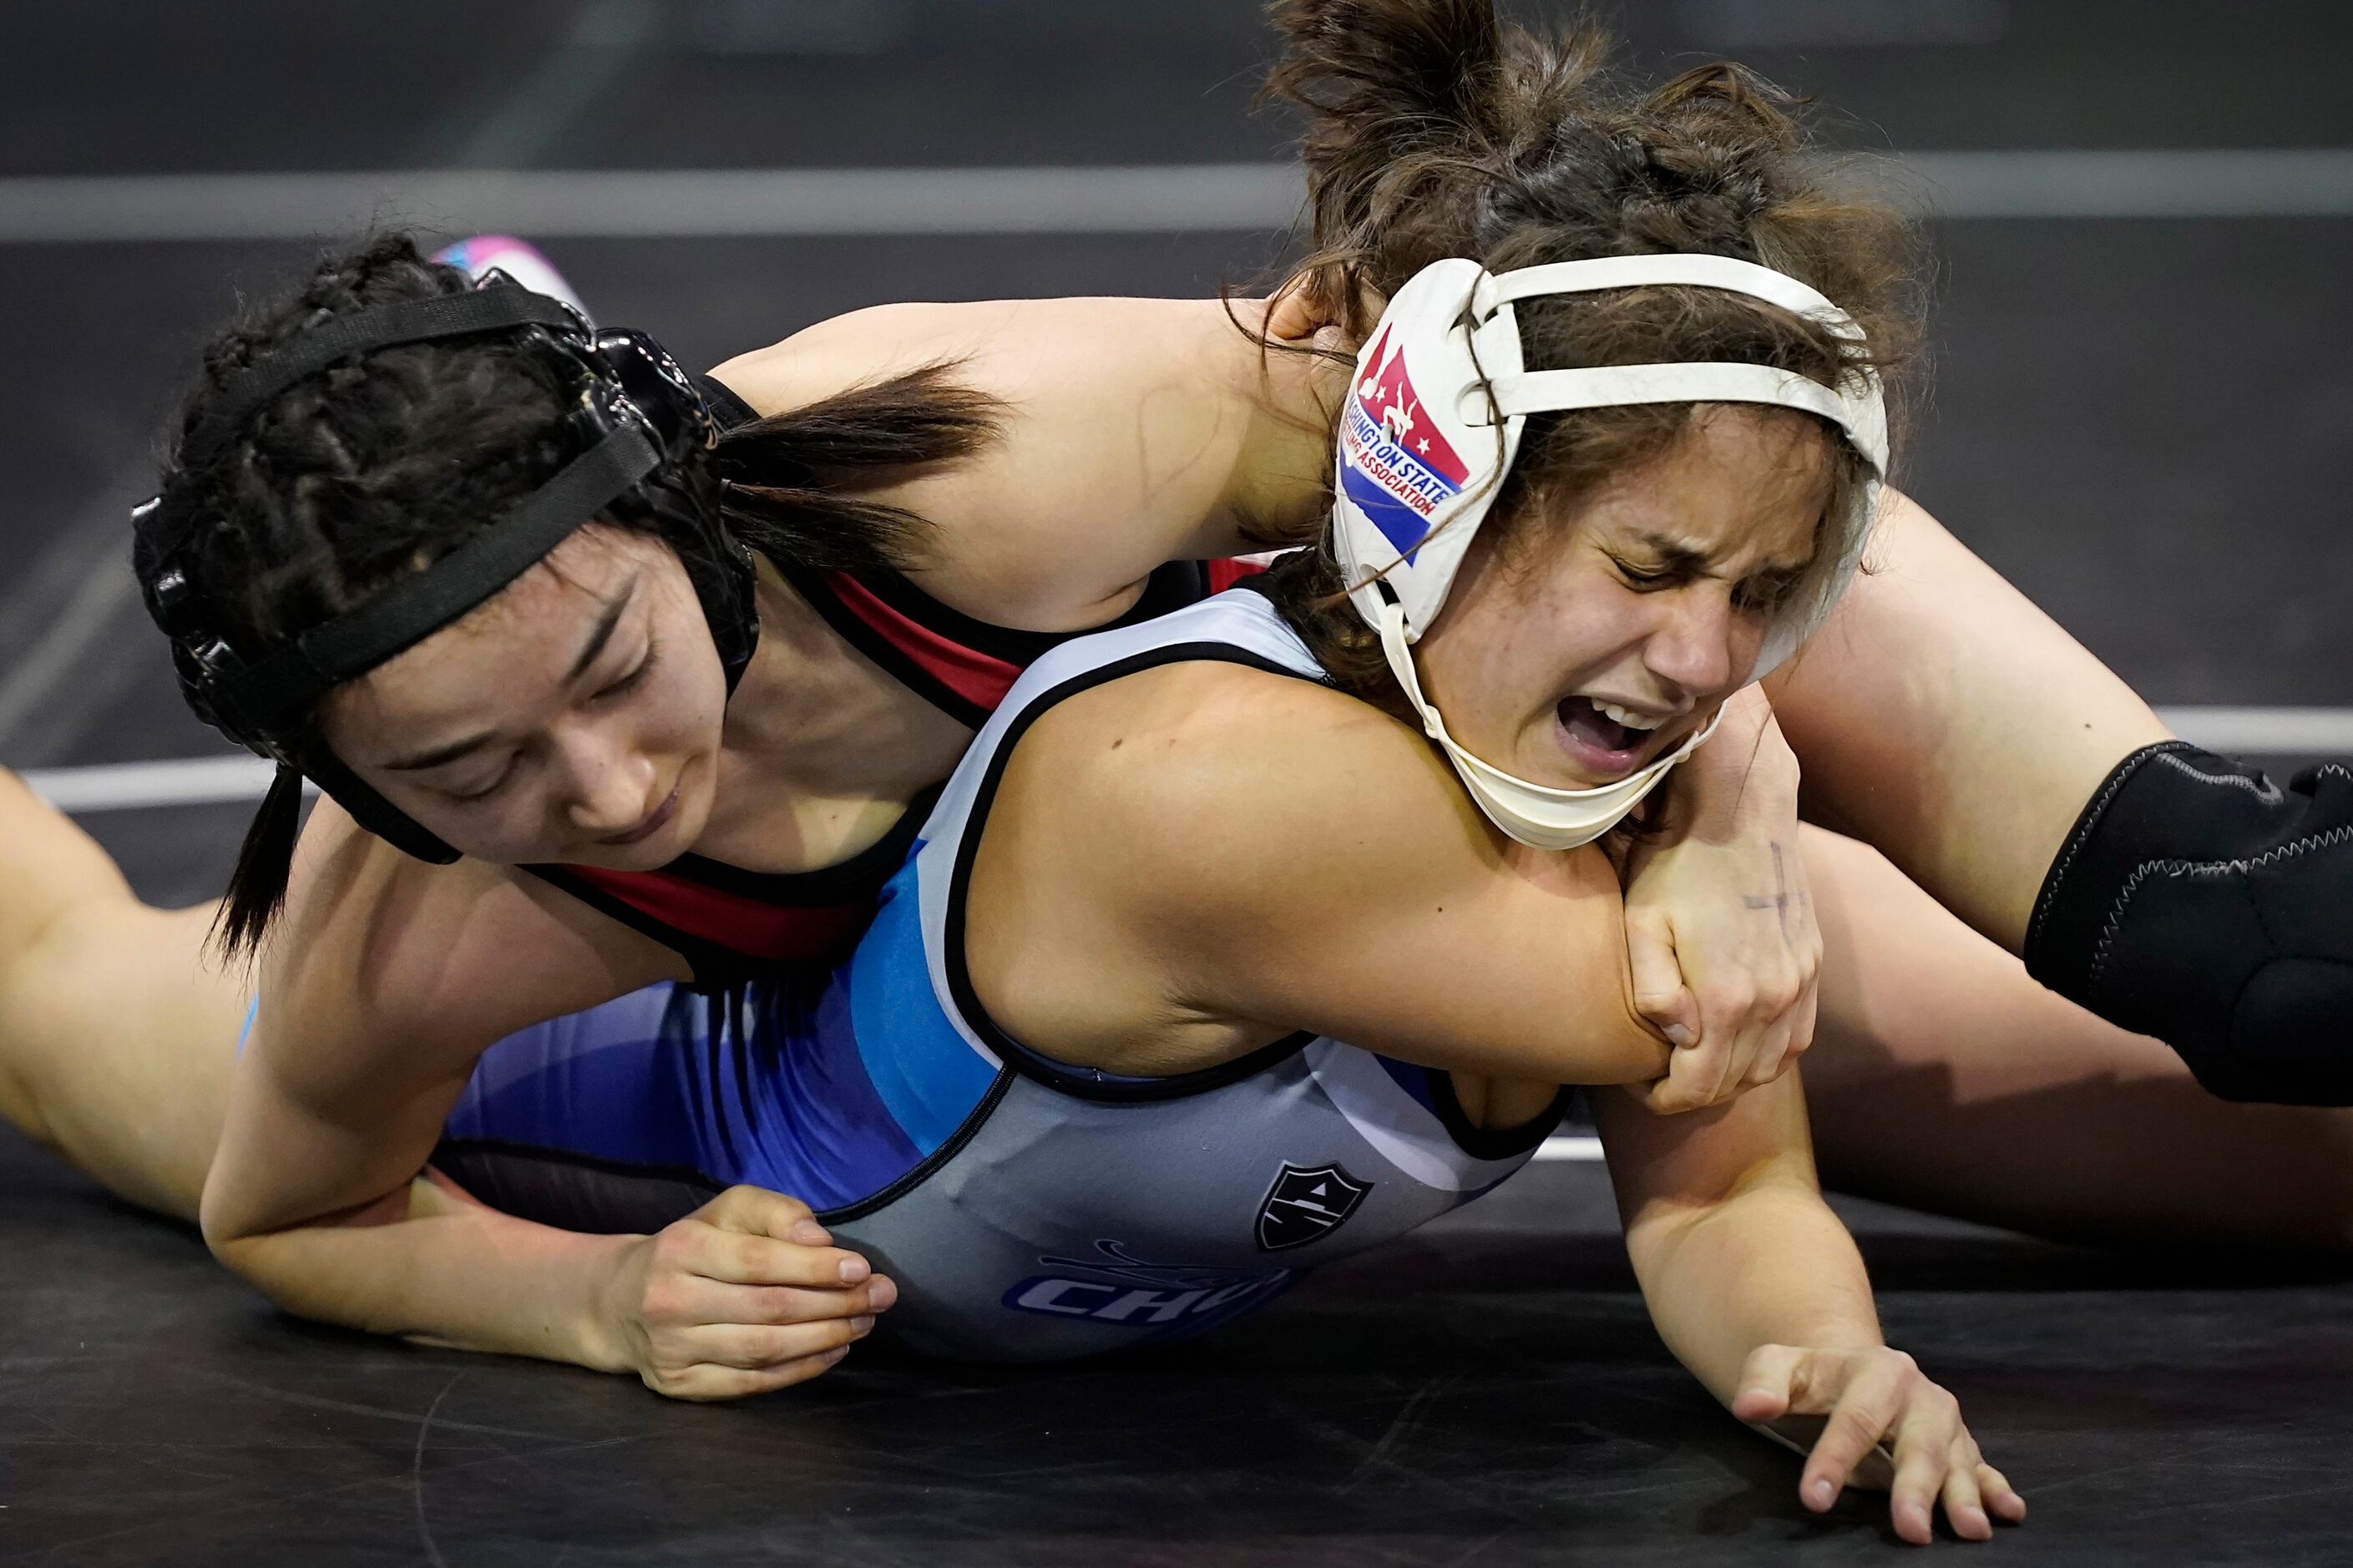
131, 276, 761, 864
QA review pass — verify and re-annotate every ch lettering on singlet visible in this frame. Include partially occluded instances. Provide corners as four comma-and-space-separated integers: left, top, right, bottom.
1002, 1240, 1293, 1332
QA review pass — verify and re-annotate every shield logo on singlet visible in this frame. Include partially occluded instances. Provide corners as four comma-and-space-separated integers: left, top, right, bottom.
1255, 1162, 1372, 1252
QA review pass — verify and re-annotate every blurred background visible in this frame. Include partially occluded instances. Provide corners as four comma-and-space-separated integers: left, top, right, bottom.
4, 0, 2350, 904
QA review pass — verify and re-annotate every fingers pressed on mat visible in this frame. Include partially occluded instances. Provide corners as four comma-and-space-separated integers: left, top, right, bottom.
1940, 1459, 1991, 1543
1978, 1463, 2027, 1523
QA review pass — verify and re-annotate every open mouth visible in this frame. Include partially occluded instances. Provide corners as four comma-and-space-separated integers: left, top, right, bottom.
1554, 696, 1670, 779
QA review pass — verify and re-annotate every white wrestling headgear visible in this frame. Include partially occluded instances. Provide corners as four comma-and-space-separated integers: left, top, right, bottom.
1332, 253, 1890, 850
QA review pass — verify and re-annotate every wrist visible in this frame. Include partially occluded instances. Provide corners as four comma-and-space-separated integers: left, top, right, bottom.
569, 1230, 650, 1374
1661, 698, 1799, 839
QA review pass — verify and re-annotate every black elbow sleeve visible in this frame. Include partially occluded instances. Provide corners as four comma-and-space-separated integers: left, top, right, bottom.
2025, 741, 2353, 1105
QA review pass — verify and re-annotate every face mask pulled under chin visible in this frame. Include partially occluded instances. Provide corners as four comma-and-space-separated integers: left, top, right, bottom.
1372, 598, 1722, 852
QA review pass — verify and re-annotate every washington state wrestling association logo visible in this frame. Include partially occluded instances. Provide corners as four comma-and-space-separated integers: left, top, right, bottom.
1340, 324, 1473, 561
1002, 1240, 1294, 1337
1254, 1161, 1372, 1252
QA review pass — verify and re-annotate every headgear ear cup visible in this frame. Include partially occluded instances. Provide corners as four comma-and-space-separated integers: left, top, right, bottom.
1328, 254, 1888, 851
590, 325, 761, 691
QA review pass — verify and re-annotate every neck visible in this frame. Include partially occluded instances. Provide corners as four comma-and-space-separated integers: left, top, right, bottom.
702, 555, 969, 840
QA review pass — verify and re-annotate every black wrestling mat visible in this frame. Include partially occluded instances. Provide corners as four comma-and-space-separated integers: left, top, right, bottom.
5, 1124, 2347, 1566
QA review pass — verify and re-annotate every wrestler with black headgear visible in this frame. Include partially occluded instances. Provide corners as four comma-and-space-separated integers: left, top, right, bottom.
0, 0, 2346, 1442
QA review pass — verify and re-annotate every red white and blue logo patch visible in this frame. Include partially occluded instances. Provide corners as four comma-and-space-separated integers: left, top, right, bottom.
1339, 324, 1472, 560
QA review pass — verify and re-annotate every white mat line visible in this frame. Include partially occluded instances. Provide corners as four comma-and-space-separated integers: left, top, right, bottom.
22, 706, 2353, 815
2, 149, 2350, 244
0, 164, 1306, 243
2152, 706, 2353, 756
21, 755, 301, 812
1535, 1136, 1604, 1163
0, 506, 142, 749
1893, 149, 2353, 219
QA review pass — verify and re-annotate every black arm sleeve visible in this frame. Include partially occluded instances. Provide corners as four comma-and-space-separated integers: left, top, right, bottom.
2025, 741, 2353, 1105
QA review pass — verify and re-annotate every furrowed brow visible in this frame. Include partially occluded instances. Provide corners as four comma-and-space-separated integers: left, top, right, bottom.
1625, 531, 1713, 574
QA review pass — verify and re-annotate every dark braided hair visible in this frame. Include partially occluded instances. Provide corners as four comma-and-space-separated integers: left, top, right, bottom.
1251, 0, 1923, 712
144, 232, 1000, 956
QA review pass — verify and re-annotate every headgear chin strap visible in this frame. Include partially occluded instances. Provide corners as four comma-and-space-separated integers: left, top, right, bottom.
134, 276, 761, 864
1332, 253, 1889, 850
1369, 594, 1723, 852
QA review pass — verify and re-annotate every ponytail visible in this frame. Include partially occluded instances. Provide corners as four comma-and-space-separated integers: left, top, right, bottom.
712, 363, 1003, 574
1254, 0, 1923, 705
214, 766, 306, 960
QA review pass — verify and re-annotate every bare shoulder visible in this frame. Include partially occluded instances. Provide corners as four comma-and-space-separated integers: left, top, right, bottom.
712, 297, 1265, 629
709, 301, 1013, 413
976, 654, 1657, 1086
971, 658, 1490, 1072
1000, 658, 1501, 913
710, 297, 1216, 417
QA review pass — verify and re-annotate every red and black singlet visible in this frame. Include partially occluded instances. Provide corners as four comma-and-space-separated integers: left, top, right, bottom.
517, 373, 1265, 985
521, 797, 933, 987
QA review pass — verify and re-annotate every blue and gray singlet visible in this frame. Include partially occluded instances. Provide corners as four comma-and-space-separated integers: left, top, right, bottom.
436, 590, 1573, 1362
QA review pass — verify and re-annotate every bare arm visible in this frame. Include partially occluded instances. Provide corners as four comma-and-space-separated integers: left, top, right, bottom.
1765, 492, 2170, 952
1592, 1075, 1872, 1400
200, 806, 681, 1360
1617, 685, 1823, 1113
199, 807, 885, 1394
713, 297, 1326, 630
967, 663, 1672, 1088
1592, 1074, 2026, 1543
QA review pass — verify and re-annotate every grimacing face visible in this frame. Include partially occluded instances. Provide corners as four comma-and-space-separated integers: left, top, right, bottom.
1411, 405, 1833, 791
319, 525, 731, 867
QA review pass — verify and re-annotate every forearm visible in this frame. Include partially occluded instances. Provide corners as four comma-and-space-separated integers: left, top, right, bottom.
1654, 685, 1796, 846
211, 1176, 634, 1373
1630, 1178, 1880, 1404
1616, 686, 1817, 1112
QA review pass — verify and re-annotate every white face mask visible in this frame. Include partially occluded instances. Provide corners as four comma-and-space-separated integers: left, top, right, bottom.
1331, 254, 1887, 850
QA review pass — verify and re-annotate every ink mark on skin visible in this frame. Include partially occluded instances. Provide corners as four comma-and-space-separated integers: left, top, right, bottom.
1743, 842, 1793, 935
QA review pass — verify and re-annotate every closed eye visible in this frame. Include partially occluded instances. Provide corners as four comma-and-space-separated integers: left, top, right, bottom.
446, 762, 515, 805
1610, 555, 1680, 590
594, 638, 660, 701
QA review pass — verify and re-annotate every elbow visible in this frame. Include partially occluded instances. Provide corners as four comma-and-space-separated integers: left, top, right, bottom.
1584, 994, 1674, 1085
198, 1185, 281, 1285
197, 1181, 250, 1262
198, 1179, 412, 1297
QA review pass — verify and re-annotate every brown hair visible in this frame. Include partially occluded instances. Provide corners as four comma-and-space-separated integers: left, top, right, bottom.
1252, 0, 1922, 706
